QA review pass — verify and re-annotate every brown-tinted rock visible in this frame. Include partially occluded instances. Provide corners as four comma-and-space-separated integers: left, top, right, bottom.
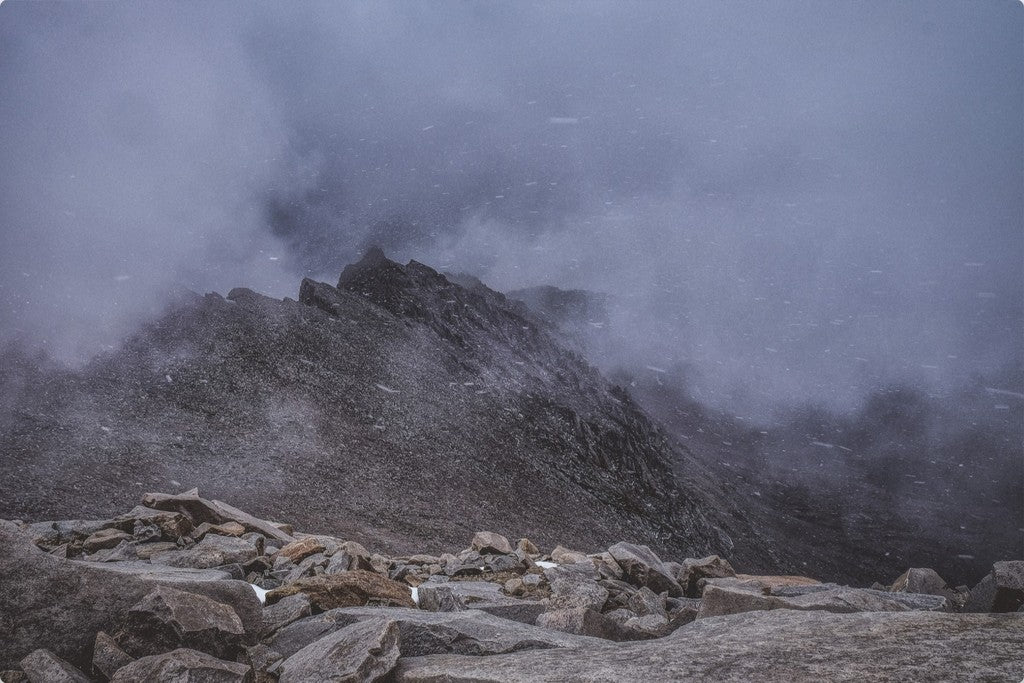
679, 555, 736, 597
82, 528, 133, 553
276, 537, 326, 564
265, 570, 415, 610
91, 632, 133, 681
109, 648, 249, 683
118, 585, 248, 660
891, 567, 960, 610
141, 490, 295, 543
191, 521, 246, 541
606, 542, 682, 597
470, 531, 513, 555
550, 545, 590, 565
19, 649, 90, 683
278, 617, 400, 683
517, 538, 539, 555
115, 506, 194, 539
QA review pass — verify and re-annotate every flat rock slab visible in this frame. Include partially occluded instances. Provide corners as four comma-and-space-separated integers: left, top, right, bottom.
391, 610, 1024, 682
698, 583, 948, 619
334, 607, 603, 656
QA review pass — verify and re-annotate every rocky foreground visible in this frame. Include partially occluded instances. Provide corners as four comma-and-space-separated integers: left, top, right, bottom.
1, 490, 1021, 682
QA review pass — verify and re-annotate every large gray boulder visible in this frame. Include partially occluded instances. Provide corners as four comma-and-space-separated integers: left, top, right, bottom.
332, 607, 602, 656
0, 520, 261, 670
150, 533, 258, 569
278, 617, 400, 683
964, 561, 1024, 613
391, 611, 1024, 682
109, 648, 249, 682
606, 543, 682, 597
698, 583, 947, 619
117, 585, 248, 660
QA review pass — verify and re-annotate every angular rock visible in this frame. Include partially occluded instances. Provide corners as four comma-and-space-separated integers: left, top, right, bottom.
697, 583, 948, 619
471, 531, 513, 555
265, 570, 415, 610
278, 617, 399, 683
606, 542, 682, 597
109, 648, 249, 683
417, 583, 467, 612
118, 585, 248, 660
261, 593, 313, 638
963, 561, 1024, 614
547, 566, 609, 612
141, 490, 295, 543
276, 537, 326, 564
91, 632, 133, 681
82, 528, 133, 553
626, 586, 668, 619
19, 649, 90, 683
390, 611, 1024, 682
890, 567, 960, 610
239, 644, 284, 683
333, 607, 602, 656
191, 520, 246, 541
0, 520, 260, 671
535, 607, 650, 642
151, 533, 257, 569
550, 545, 590, 565
517, 538, 539, 555
678, 555, 736, 597
116, 506, 194, 539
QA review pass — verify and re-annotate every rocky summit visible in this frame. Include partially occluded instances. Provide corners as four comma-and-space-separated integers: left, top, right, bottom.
0, 250, 759, 568
0, 491, 1021, 682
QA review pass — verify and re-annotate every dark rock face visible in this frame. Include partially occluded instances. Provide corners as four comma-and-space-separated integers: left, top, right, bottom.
0, 250, 738, 567
392, 611, 1024, 682
606, 542, 683, 597
90, 632, 133, 681
964, 561, 1024, 613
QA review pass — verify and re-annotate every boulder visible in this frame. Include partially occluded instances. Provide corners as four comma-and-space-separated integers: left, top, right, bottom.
261, 593, 313, 638
265, 570, 415, 610
0, 520, 261, 671
109, 648, 249, 682
325, 541, 373, 574
964, 561, 1024, 613
470, 531, 513, 555
550, 545, 590, 565
330, 607, 602, 656
547, 566, 609, 612
606, 542, 682, 597
535, 607, 651, 642
151, 533, 257, 569
118, 585, 248, 660
90, 632, 133, 681
141, 490, 295, 543
115, 506, 194, 539
275, 537, 326, 564
417, 584, 467, 612
390, 611, 1024, 682
697, 583, 947, 619
191, 521, 246, 541
278, 617, 400, 683
890, 567, 960, 610
81, 528, 133, 553
678, 555, 735, 597
18, 649, 90, 683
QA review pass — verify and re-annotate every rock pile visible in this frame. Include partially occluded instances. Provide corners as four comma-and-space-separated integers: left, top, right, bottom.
1, 490, 1021, 682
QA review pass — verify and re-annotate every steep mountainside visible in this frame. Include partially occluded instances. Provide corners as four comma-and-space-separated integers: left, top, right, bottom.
0, 250, 761, 567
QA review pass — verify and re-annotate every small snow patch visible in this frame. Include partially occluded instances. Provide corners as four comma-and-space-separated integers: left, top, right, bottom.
535, 561, 557, 569
410, 586, 419, 605
249, 584, 268, 604
375, 384, 399, 394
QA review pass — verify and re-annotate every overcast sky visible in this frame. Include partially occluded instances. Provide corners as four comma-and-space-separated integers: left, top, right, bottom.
1, 0, 1020, 415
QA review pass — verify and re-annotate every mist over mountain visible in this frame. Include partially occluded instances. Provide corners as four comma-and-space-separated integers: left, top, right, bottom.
1, 1, 1021, 422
